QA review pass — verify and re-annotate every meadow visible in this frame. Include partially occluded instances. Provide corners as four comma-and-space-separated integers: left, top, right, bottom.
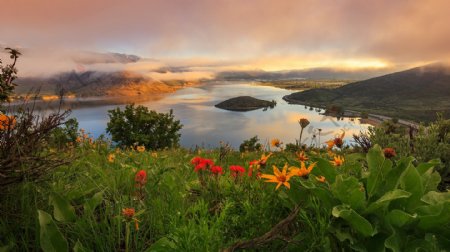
1, 126, 449, 251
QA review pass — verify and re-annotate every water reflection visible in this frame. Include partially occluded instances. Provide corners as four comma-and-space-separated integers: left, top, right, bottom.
70, 82, 371, 148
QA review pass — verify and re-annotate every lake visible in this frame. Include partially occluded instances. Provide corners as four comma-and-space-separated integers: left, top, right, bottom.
68, 82, 371, 149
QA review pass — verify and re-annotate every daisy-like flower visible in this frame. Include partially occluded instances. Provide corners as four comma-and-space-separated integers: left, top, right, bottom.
295, 151, 309, 162
326, 130, 345, 150
330, 155, 345, 167
259, 153, 273, 166
107, 153, 115, 163
0, 114, 16, 130
383, 148, 396, 158
136, 146, 145, 152
261, 164, 294, 190
316, 176, 326, 183
289, 161, 316, 177
271, 138, 282, 148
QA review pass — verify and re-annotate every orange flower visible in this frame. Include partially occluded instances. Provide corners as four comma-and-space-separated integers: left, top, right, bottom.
271, 138, 282, 148
259, 153, 273, 166
295, 151, 309, 162
326, 130, 345, 149
0, 114, 16, 130
261, 164, 294, 190
136, 146, 145, 152
383, 148, 396, 158
107, 153, 115, 163
122, 208, 135, 220
330, 155, 345, 167
289, 162, 316, 177
316, 176, 326, 183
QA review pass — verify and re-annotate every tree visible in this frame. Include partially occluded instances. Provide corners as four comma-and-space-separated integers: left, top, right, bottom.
0, 47, 21, 102
106, 104, 183, 150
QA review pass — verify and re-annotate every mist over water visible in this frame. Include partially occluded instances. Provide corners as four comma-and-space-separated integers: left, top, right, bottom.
69, 82, 371, 149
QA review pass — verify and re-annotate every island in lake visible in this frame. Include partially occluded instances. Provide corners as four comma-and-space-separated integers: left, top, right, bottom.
215, 96, 277, 112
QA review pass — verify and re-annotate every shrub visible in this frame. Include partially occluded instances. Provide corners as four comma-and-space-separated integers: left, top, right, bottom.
106, 104, 182, 150
239, 135, 262, 152
0, 48, 20, 102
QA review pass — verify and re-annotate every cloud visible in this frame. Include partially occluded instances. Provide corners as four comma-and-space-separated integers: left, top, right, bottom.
1, 0, 449, 72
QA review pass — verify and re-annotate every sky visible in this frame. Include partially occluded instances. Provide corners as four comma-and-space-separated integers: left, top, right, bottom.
1, 0, 450, 78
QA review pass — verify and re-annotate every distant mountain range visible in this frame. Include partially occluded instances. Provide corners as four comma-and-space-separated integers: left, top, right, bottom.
215, 67, 393, 81
15, 70, 193, 97
71, 52, 140, 65
284, 64, 450, 122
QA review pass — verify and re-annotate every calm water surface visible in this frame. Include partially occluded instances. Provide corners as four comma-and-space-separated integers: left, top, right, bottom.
69, 82, 371, 149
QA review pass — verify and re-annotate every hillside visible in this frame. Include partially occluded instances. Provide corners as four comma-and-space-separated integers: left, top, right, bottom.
15, 70, 195, 97
284, 64, 450, 122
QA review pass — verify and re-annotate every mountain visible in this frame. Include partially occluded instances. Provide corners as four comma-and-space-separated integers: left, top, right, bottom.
71, 52, 140, 65
15, 70, 194, 97
215, 67, 393, 81
284, 64, 450, 122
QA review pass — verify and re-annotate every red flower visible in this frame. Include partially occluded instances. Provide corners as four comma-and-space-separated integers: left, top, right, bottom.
230, 165, 245, 177
192, 157, 215, 172
383, 148, 397, 158
211, 165, 223, 175
135, 170, 147, 185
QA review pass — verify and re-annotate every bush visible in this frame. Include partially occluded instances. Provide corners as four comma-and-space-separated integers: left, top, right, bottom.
106, 104, 182, 150
239, 135, 262, 152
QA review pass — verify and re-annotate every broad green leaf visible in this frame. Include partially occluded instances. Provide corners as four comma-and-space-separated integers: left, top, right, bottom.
311, 158, 337, 183
367, 145, 392, 200
365, 189, 411, 214
49, 193, 76, 222
38, 210, 68, 252
421, 168, 441, 193
399, 165, 424, 210
416, 159, 440, 175
73, 240, 89, 252
381, 157, 414, 194
331, 175, 366, 211
83, 191, 104, 214
385, 226, 404, 252
421, 191, 450, 205
332, 205, 374, 237
387, 209, 417, 228
417, 202, 450, 230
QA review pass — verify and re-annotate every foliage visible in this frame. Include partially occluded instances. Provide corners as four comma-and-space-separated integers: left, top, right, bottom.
106, 104, 182, 150
0, 48, 20, 102
239, 135, 262, 152
49, 118, 79, 148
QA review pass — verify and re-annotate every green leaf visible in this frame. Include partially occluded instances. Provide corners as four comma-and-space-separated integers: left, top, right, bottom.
387, 209, 417, 228
381, 157, 414, 194
365, 189, 411, 214
73, 240, 89, 252
399, 165, 424, 210
49, 193, 76, 222
331, 175, 366, 211
385, 226, 403, 252
417, 202, 450, 231
332, 205, 374, 237
83, 191, 104, 214
416, 159, 440, 175
38, 210, 68, 252
421, 191, 450, 205
421, 168, 441, 193
366, 145, 392, 200
311, 158, 337, 183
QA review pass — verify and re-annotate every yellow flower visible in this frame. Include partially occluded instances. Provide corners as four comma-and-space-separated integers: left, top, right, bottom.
330, 155, 345, 166
261, 164, 294, 190
295, 151, 309, 162
259, 152, 273, 166
316, 176, 326, 183
151, 152, 158, 158
107, 153, 115, 163
326, 130, 345, 150
271, 138, 282, 148
289, 162, 316, 177
136, 146, 145, 152
0, 114, 16, 131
